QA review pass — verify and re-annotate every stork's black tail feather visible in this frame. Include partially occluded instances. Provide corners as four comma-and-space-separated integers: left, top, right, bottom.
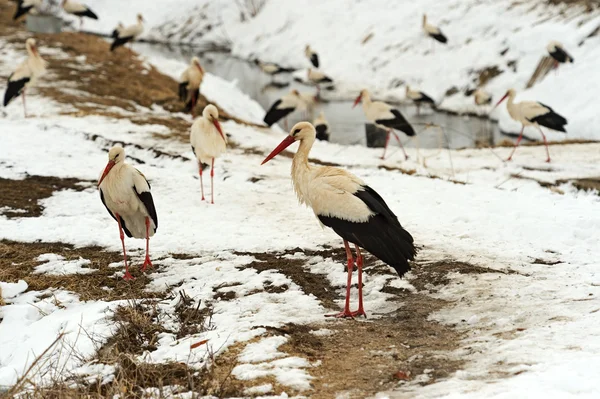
529, 106, 568, 133
4, 76, 29, 107
430, 33, 448, 44
75, 8, 98, 19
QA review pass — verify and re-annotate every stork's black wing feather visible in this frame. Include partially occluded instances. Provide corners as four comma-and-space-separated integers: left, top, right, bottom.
13, 2, 33, 20
110, 35, 133, 51
416, 92, 435, 104
310, 53, 319, 68
318, 186, 416, 277
315, 124, 329, 141
263, 99, 294, 126
4, 75, 29, 107
179, 82, 188, 101
73, 8, 98, 19
528, 104, 567, 133
100, 189, 133, 237
430, 32, 448, 44
376, 109, 415, 136
133, 184, 158, 231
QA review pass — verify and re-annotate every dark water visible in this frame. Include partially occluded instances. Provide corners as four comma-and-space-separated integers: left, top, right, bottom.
134, 43, 512, 149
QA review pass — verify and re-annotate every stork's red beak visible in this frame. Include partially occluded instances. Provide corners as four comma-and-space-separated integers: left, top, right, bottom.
261, 135, 295, 165
352, 94, 362, 108
213, 119, 225, 141
98, 160, 115, 186
493, 93, 509, 110
196, 63, 204, 74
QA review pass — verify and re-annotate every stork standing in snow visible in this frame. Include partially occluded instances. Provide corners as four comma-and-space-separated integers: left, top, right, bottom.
473, 88, 492, 106
262, 122, 416, 318
179, 56, 205, 116
307, 68, 333, 96
405, 85, 435, 115
305, 45, 319, 68
313, 111, 330, 141
110, 14, 144, 52
190, 104, 227, 204
353, 89, 415, 160
111, 22, 124, 38
263, 89, 303, 128
422, 14, 447, 45
547, 41, 574, 68
3, 38, 47, 118
494, 88, 567, 163
255, 60, 294, 77
98, 146, 158, 281
13, 0, 42, 20
62, 0, 98, 28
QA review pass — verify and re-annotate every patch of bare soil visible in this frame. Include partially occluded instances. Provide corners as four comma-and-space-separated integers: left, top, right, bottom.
0, 240, 159, 301
0, 175, 92, 218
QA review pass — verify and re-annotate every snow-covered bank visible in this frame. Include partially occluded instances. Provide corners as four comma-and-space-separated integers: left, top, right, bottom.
84, 0, 600, 142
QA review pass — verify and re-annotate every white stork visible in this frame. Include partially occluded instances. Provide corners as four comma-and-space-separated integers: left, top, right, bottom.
473, 88, 492, 106
494, 88, 567, 163
422, 14, 447, 45
3, 38, 47, 118
98, 145, 158, 281
13, 0, 42, 20
111, 22, 124, 38
179, 56, 205, 116
547, 41, 574, 68
305, 45, 319, 68
263, 89, 303, 128
110, 14, 144, 52
313, 111, 330, 141
261, 122, 416, 318
190, 104, 227, 204
405, 85, 435, 115
62, 0, 98, 28
255, 60, 294, 77
307, 68, 333, 96
353, 89, 415, 160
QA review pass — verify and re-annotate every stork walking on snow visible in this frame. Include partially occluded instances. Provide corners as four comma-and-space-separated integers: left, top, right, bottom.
62, 0, 98, 29
261, 122, 416, 318
494, 88, 567, 163
98, 146, 158, 280
13, 0, 42, 20
305, 45, 319, 68
179, 56, 205, 116
422, 14, 447, 45
110, 14, 144, 52
3, 38, 47, 117
353, 89, 415, 160
190, 104, 227, 204
307, 68, 333, 96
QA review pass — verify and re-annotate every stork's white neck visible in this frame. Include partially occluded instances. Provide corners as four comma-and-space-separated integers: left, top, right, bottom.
361, 91, 372, 113
291, 137, 315, 205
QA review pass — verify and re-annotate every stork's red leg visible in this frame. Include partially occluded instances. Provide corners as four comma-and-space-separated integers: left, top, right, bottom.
351, 245, 367, 318
210, 157, 215, 204
141, 216, 153, 271
381, 130, 391, 160
507, 125, 525, 161
199, 163, 205, 201
115, 213, 133, 280
391, 130, 409, 160
325, 240, 355, 318
536, 126, 551, 163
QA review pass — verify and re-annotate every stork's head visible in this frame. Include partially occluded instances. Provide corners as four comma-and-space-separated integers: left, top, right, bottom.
192, 56, 204, 72
353, 89, 368, 108
26, 38, 38, 56
203, 104, 225, 141
494, 88, 516, 109
137, 14, 144, 23
98, 146, 125, 186
261, 122, 315, 165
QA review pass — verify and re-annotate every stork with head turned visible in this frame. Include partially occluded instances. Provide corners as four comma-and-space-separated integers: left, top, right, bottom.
262, 122, 416, 318
13, 0, 42, 20
494, 88, 567, 163
62, 0, 98, 29
353, 89, 415, 160
546, 41, 574, 68
98, 146, 158, 280
422, 14, 447, 45
305, 45, 319, 68
179, 56, 205, 116
313, 111, 330, 141
110, 14, 144, 52
405, 85, 435, 115
263, 89, 303, 128
190, 104, 227, 204
3, 38, 47, 118
307, 68, 333, 96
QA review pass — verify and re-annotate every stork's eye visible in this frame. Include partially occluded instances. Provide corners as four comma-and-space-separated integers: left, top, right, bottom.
293, 128, 301, 135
